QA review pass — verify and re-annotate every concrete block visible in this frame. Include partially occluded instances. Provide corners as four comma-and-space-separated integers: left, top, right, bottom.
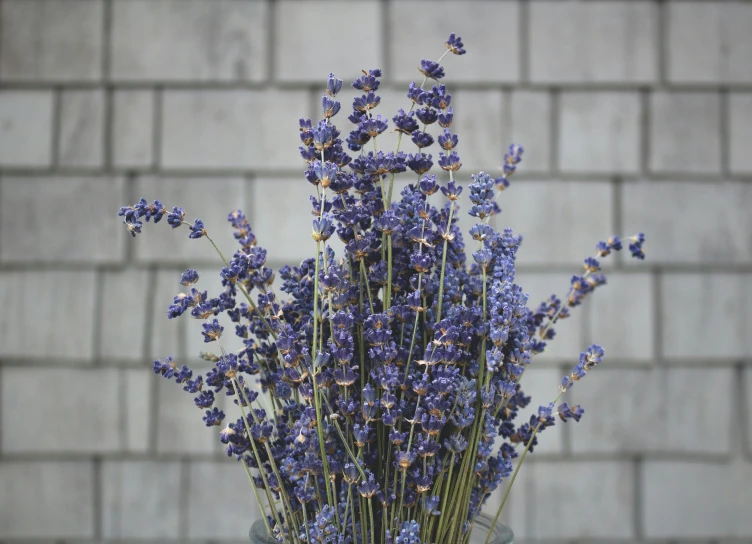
0, 91, 54, 167
0, 0, 102, 81
161, 90, 309, 170
387, 1, 520, 83
58, 89, 105, 168
559, 92, 641, 174
0, 176, 126, 264
112, 90, 154, 168
0, 270, 96, 360
530, 1, 658, 83
275, 1, 381, 83
649, 92, 721, 174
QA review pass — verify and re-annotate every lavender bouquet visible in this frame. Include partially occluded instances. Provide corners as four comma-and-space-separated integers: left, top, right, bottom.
118, 34, 646, 544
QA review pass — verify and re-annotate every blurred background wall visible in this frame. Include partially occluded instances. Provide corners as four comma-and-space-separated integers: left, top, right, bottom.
0, 0, 751, 542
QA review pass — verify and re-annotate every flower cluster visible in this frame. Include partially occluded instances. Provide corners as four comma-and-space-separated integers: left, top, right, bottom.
117, 35, 646, 544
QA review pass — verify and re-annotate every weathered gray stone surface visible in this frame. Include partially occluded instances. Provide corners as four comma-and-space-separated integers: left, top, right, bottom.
0, 2, 750, 542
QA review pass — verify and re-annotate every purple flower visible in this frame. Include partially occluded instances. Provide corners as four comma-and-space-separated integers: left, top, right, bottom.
326, 73, 343, 96
201, 319, 223, 343
419, 59, 445, 80
446, 33, 466, 55
180, 269, 199, 286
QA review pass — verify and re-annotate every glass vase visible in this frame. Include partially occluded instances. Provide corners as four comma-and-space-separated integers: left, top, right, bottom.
249, 514, 514, 543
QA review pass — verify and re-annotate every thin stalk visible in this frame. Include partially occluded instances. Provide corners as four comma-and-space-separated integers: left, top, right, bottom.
368, 496, 376, 544
359, 258, 375, 314
241, 457, 274, 538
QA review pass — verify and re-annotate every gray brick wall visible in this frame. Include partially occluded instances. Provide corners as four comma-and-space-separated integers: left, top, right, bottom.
0, 1, 750, 543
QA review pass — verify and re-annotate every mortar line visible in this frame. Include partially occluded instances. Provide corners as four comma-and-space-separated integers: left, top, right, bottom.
0, 0, 3, 81
144, 266, 159, 453
633, 457, 643, 541
119, 365, 128, 456
519, 0, 530, 84
104, 86, 114, 170
1, 166, 751, 183
179, 460, 190, 540
550, 88, 560, 175
612, 175, 624, 269
266, 0, 276, 83
501, 87, 513, 156
93, 456, 103, 541
0, 368, 3, 452
152, 88, 163, 170
52, 87, 63, 167
102, 0, 113, 81
735, 363, 748, 458
381, 0, 391, 81
92, 269, 105, 365
640, 88, 651, 178
653, 268, 663, 364
719, 88, 730, 178
560, 362, 572, 457
124, 173, 136, 263
657, 0, 668, 85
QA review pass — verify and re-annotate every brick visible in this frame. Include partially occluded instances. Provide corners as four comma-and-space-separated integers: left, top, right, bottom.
0, 461, 94, 538
111, 0, 267, 82
668, 2, 752, 84
649, 92, 721, 174
528, 461, 634, 539
100, 269, 149, 361
570, 367, 733, 455
514, 272, 586, 364
1, 368, 121, 453
559, 92, 641, 174
529, 2, 658, 84
729, 93, 752, 175
662, 273, 752, 361
112, 90, 154, 168
0, 91, 54, 167
0, 176, 126, 264
251, 177, 317, 264
161, 90, 308, 170
132, 176, 246, 263
510, 91, 551, 173
387, 1, 520, 83
0, 0, 102, 81
58, 90, 105, 168
149, 269, 183, 360
275, 1, 381, 83
0, 270, 96, 360
585, 273, 654, 361
123, 369, 152, 453
494, 181, 614, 266
102, 461, 181, 539
623, 180, 752, 265
156, 372, 217, 454
643, 461, 752, 539
452, 89, 504, 174
187, 461, 262, 539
